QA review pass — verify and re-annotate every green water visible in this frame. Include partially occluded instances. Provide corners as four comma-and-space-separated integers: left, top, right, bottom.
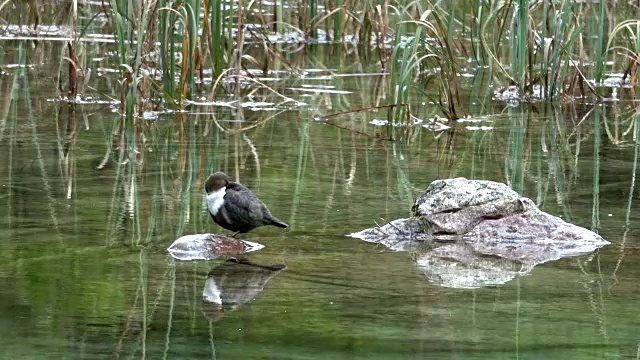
1, 40, 639, 359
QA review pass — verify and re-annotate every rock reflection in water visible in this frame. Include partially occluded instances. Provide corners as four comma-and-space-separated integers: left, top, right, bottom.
201, 258, 286, 322
376, 235, 606, 289
414, 231, 608, 289
415, 242, 530, 289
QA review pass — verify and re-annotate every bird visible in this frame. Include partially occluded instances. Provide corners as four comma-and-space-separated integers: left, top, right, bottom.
204, 172, 288, 236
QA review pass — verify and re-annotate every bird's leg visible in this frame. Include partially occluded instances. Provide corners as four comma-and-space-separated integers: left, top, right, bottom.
231, 231, 240, 237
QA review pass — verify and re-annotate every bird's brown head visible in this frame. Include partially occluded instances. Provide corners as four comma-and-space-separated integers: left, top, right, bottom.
205, 172, 230, 194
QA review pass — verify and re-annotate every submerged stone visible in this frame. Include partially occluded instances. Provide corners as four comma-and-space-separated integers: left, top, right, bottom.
167, 233, 264, 261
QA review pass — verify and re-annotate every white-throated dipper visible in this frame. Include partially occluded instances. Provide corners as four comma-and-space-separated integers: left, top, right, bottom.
205, 172, 288, 236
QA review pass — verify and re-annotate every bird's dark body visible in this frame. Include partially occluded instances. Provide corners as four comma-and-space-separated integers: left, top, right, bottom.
205, 172, 288, 234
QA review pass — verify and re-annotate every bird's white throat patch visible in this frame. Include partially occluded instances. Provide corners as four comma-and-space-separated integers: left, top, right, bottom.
206, 187, 226, 215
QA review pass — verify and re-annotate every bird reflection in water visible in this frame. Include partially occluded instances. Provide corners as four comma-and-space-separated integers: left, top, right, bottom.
201, 258, 287, 322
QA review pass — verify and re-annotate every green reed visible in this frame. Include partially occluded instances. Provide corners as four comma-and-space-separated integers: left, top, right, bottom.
470, 0, 486, 66
205, 0, 229, 79
594, 0, 607, 84
547, 2, 582, 99
513, 0, 527, 96
309, 0, 318, 39
388, 4, 434, 127
158, 0, 177, 100
605, 20, 640, 86
387, 21, 413, 128
158, 0, 200, 106
334, 0, 344, 42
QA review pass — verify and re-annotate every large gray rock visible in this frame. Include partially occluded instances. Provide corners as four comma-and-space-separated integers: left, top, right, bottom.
349, 178, 610, 289
411, 178, 533, 235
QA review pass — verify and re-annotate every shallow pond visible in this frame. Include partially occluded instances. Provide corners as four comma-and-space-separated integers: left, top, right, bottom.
0, 37, 639, 360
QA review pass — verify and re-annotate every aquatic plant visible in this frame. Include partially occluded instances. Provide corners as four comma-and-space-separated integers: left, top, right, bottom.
605, 19, 640, 87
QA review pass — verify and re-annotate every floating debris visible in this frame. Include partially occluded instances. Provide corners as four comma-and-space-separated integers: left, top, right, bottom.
369, 115, 451, 132
288, 87, 352, 94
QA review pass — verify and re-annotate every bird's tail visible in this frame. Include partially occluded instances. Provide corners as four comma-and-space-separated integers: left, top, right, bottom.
267, 216, 288, 229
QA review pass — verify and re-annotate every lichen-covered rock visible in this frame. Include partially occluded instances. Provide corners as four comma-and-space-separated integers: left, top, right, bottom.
412, 177, 534, 235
